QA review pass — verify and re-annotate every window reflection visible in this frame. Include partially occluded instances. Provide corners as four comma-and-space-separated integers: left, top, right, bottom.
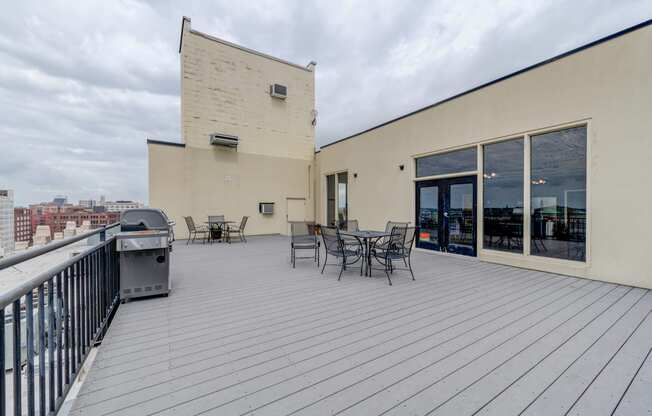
418, 186, 439, 246
530, 126, 586, 261
337, 172, 348, 226
483, 138, 524, 253
416, 147, 477, 177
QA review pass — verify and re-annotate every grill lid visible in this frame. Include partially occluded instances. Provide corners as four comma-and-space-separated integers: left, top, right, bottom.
120, 208, 169, 231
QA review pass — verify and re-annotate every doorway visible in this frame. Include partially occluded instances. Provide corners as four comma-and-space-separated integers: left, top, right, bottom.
415, 176, 477, 256
326, 172, 347, 227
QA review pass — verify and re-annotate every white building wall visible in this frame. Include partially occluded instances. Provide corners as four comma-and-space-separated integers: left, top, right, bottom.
0, 190, 15, 256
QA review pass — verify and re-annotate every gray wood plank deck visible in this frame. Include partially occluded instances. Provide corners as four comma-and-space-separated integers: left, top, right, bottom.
69, 236, 652, 416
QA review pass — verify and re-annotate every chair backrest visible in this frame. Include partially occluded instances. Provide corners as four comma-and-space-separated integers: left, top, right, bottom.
385, 221, 409, 233
239, 216, 248, 231
291, 222, 315, 243
346, 219, 359, 232
320, 226, 342, 255
184, 216, 196, 232
402, 227, 416, 253
208, 215, 224, 223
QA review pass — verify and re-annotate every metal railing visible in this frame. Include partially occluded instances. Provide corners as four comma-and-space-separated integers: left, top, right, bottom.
0, 223, 120, 415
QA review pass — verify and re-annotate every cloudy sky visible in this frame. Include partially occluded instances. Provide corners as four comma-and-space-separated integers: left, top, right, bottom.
0, 0, 649, 206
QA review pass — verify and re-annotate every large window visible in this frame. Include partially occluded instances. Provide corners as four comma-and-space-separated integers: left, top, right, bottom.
416, 147, 477, 178
483, 138, 524, 253
530, 126, 586, 261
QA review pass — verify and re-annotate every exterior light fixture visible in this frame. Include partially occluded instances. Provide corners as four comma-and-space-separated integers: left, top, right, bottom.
399, 164, 405, 171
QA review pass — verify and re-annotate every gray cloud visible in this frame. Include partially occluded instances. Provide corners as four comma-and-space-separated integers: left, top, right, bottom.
0, 0, 649, 206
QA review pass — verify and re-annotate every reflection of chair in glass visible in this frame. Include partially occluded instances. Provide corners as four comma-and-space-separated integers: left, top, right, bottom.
290, 222, 320, 268
320, 226, 363, 280
372, 227, 416, 285
531, 213, 548, 253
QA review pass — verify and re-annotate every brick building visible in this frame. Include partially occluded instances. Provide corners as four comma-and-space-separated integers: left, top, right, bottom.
48, 209, 120, 234
13, 207, 31, 243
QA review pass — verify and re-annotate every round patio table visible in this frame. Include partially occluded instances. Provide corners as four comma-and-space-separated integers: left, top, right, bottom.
205, 220, 237, 243
339, 230, 391, 276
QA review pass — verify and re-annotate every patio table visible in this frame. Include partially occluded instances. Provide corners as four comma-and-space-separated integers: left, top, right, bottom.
340, 230, 391, 276
205, 220, 237, 243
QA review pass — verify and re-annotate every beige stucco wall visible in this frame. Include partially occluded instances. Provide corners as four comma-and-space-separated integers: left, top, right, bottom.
149, 18, 315, 236
316, 25, 652, 288
149, 143, 314, 236
180, 21, 315, 160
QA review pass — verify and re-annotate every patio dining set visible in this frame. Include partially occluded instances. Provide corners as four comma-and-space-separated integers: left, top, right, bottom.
183, 215, 248, 244
291, 220, 416, 286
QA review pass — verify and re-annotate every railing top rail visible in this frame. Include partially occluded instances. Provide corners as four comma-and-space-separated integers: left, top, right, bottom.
0, 236, 116, 310
0, 222, 120, 272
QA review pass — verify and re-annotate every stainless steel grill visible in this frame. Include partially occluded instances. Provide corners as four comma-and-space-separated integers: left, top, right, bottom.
117, 209, 172, 301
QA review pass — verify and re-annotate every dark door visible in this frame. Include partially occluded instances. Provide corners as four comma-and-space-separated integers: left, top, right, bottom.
415, 176, 477, 256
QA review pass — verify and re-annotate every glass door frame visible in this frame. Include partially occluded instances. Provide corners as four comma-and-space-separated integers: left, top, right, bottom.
325, 171, 348, 227
415, 175, 477, 256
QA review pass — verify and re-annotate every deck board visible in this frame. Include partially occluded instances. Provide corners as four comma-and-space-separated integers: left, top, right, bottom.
69, 236, 652, 416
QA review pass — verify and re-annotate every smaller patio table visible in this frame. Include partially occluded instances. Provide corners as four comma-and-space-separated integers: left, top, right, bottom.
205, 220, 237, 243
340, 230, 391, 276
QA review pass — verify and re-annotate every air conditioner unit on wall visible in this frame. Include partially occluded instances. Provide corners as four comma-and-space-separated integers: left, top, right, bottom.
259, 202, 274, 215
270, 84, 287, 99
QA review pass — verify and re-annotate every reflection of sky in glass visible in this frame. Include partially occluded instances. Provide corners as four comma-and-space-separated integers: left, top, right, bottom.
420, 187, 438, 210
338, 184, 346, 209
416, 147, 477, 177
531, 127, 586, 210
483, 138, 524, 209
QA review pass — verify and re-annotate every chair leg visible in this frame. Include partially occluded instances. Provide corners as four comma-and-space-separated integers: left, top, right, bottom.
321, 252, 327, 274
385, 268, 393, 286
408, 256, 415, 280
292, 247, 296, 269
338, 259, 344, 281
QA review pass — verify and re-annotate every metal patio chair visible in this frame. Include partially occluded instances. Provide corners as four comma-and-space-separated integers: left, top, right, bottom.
184, 216, 209, 244
290, 222, 320, 268
371, 226, 416, 285
374, 221, 408, 251
320, 226, 363, 280
226, 216, 248, 243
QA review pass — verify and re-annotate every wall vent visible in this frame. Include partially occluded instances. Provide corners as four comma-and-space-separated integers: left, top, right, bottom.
259, 202, 274, 215
270, 84, 287, 99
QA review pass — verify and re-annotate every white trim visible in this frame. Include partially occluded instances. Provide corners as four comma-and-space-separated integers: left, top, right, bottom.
413, 170, 478, 182
523, 134, 531, 256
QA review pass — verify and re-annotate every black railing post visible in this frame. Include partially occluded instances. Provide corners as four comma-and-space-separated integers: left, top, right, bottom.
37, 285, 45, 416
12, 299, 21, 416
55, 272, 63, 399
47, 278, 55, 413
64, 267, 71, 386
26, 291, 35, 416
0, 308, 5, 416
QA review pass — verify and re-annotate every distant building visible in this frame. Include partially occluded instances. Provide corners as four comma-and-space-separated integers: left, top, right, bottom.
52, 195, 68, 207
103, 200, 143, 212
0, 190, 15, 256
14, 207, 31, 244
78, 199, 96, 208
48, 210, 120, 234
